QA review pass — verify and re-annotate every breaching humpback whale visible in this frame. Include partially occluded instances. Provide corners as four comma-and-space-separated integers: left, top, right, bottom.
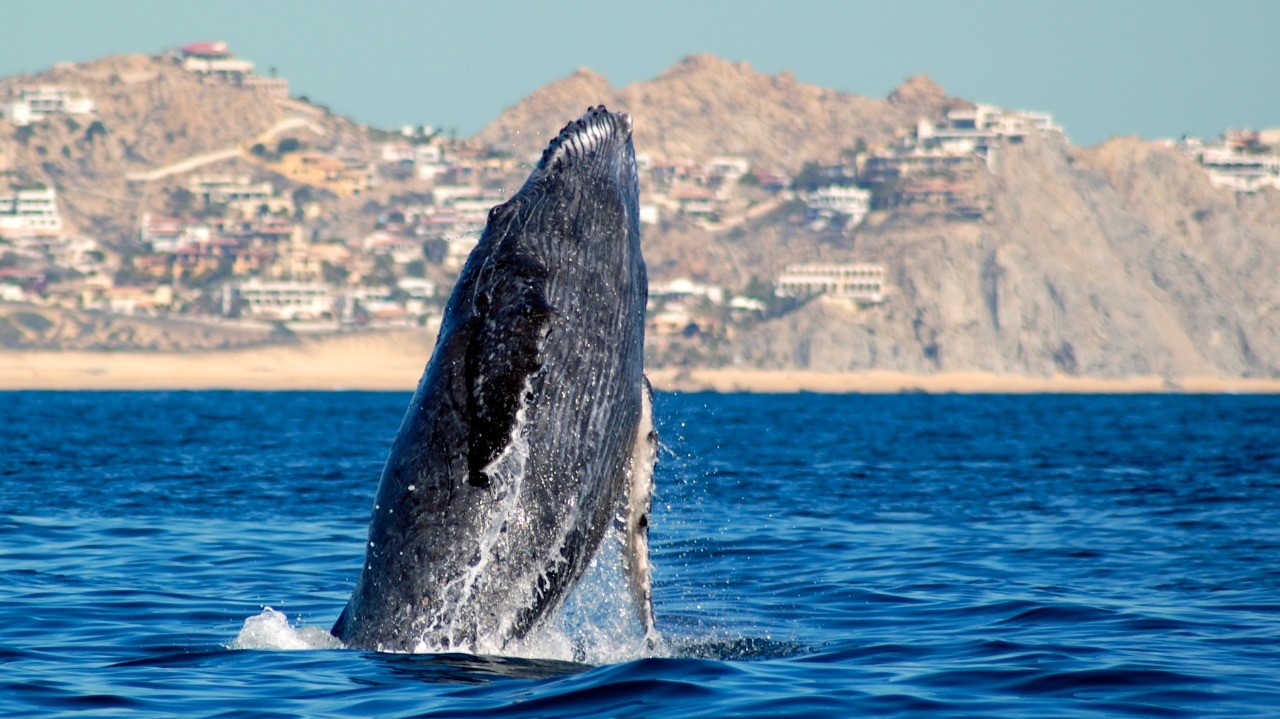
333, 107, 655, 653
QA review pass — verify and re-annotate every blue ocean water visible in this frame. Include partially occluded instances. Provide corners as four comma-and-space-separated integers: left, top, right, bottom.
2, 391, 1279, 717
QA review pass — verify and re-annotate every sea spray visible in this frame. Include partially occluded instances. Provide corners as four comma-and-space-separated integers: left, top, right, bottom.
232, 607, 344, 651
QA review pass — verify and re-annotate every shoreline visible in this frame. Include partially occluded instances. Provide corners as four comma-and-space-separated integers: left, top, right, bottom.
2, 338, 1279, 394
646, 368, 1280, 395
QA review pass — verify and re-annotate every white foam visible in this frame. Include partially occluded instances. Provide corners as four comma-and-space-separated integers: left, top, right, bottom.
230, 607, 344, 651
503, 527, 666, 664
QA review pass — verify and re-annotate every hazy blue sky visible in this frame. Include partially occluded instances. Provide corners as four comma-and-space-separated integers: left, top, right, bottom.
2, 0, 1276, 147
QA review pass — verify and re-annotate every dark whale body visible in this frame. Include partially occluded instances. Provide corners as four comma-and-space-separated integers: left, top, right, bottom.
333, 107, 655, 653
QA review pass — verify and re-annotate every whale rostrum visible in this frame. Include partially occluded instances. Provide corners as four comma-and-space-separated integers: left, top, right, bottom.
333, 106, 656, 653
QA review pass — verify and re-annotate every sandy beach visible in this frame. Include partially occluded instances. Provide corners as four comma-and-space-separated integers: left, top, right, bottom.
2, 330, 1278, 393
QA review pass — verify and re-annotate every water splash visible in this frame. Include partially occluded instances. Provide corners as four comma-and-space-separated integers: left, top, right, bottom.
229, 526, 662, 661
508, 526, 664, 664
231, 607, 343, 650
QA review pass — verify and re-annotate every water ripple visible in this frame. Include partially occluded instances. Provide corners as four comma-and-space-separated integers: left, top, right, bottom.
2, 392, 1279, 717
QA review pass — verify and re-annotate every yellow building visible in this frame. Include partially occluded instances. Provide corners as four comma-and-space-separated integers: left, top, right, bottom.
274, 153, 370, 197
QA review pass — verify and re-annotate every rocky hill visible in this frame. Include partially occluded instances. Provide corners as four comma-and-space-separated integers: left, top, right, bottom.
0, 53, 366, 246
475, 55, 952, 172
719, 134, 1280, 378
474, 57, 1279, 379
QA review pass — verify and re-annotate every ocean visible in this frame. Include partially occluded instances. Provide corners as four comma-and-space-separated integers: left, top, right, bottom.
2, 391, 1278, 717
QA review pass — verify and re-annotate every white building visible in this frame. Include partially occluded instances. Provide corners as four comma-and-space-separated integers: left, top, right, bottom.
649, 277, 725, 306
378, 141, 449, 180
363, 230, 423, 265
180, 41, 254, 77
919, 104, 1061, 151
1, 86, 94, 126
139, 214, 214, 252
239, 74, 289, 97
775, 263, 886, 304
189, 175, 273, 206
0, 283, 26, 302
222, 280, 335, 320
414, 144, 449, 181
804, 185, 871, 227
380, 142, 415, 164
727, 295, 767, 313
709, 155, 751, 181
909, 104, 1062, 170
1196, 147, 1280, 193
0, 184, 62, 238
396, 277, 437, 300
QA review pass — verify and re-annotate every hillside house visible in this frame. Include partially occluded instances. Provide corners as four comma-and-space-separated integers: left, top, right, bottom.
221, 279, 335, 320
80, 283, 172, 316
0, 184, 62, 238
862, 147, 982, 184
804, 185, 871, 228
709, 155, 751, 181
189, 175, 273, 207
179, 41, 254, 77
363, 230, 423, 265
276, 153, 371, 197
239, 74, 289, 98
1196, 147, 1280, 193
918, 104, 1062, 153
775, 263, 886, 304
396, 277, 437, 300
649, 277, 726, 308
0, 85, 94, 126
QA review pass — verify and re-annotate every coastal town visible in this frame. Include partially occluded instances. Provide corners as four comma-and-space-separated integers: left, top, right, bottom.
2, 42, 1279, 367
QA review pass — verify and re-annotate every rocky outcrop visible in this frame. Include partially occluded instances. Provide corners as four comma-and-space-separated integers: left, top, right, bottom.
721, 133, 1280, 378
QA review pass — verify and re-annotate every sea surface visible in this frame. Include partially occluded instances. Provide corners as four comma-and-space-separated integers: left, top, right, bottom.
2, 391, 1279, 717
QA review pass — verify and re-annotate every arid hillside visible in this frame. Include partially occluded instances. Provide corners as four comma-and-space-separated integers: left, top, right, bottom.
0, 53, 367, 245
475, 55, 951, 172
718, 134, 1280, 378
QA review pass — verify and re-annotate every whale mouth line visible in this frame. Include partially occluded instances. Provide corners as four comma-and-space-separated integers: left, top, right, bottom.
539, 106, 632, 170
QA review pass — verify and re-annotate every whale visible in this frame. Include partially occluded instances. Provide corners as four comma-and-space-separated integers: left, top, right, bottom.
333, 106, 656, 653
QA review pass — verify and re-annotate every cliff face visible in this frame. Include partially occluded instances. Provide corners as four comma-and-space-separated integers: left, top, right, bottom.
475, 55, 949, 172
725, 134, 1280, 378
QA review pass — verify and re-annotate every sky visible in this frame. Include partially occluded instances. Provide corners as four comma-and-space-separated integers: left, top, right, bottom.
1, 0, 1277, 147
